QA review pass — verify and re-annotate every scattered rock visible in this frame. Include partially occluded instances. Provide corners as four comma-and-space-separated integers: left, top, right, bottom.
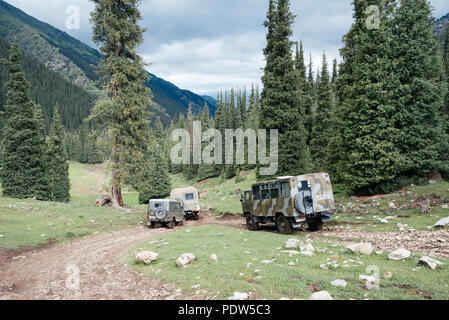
434, 217, 449, 228
136, 251, 160, 265
388, 248, 411, 261
418, 198, 431, 214
300, 251, 314, 257
0, 235, 4, 238
376, 251, 384, 255
346, 243, 373, 256
331, 280, 347, 288
158, 242, 169, 248
191, 284, 200, 289
383, 272, 393, 279
229, 292, 248, 300
176, 253, 196, 267
320, 264, 328, 270
380, 219, 389, 224
95, 194, 112, 206
285, 238, 300, 249
300, 243, 315, 253
309, 291, 333, 300
418, 256, 443, 270
281, 250, 300, 255
261, 260, 273, 264
397, 223, 408, 232
210, 254, 218, 262
288, 261, 295, 266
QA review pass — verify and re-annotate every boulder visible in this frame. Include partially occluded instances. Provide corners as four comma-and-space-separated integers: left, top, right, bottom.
309, 291, 333, 300
285, 238, 300, 249
418, 256, 443, 270
300, 243, 315, 253
346, 243, 372, 255
331, 280, 347, 288
388, 248, 411, 261
136, 251, 159, 265
229, 292, 248, 300
300, 251, 314, 257
434, 217, 449, 228
176, 253, 196, 267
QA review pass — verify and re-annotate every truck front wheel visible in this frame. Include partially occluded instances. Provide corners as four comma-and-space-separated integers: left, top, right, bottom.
308, 218, 323, 232
246, 215, 260, 231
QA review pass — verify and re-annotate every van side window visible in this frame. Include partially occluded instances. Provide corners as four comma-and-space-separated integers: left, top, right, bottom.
280, 182, 290, 198
270, 183, 279, 199
185, 193, 194, 200
252, 186, 261, 200
245, 191, 251, 201
261, 185, 270, 200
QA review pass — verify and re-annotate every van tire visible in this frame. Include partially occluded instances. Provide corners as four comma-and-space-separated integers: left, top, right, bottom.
246, 214, 260, 231
193, 214, 200, 221
276, 214, 293, 235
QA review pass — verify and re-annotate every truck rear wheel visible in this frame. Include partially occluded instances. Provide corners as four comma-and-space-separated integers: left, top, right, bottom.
276, 214, 293, 235
308, 218, 323, 232
246, 215, 260, 231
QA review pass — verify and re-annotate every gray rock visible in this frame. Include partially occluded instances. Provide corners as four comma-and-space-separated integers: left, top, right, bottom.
136, 251, 160, 265
309, 291, 333, 300
418, 256, 443, 270
388, 248, 411, 261
434, 217, 449, 228
346, 243, 373, 255
176, 253, 196, 267
229, 292, 248, 300
285, 238, 300, 249
331, 280, 347, 288
300, 243, 315, 253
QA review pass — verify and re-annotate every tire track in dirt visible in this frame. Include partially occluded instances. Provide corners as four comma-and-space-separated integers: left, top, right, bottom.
0, 217, 219, 300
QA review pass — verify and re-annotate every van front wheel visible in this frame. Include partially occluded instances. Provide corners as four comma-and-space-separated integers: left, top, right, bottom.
276, 215, 293, 235
246, 215, 260, 231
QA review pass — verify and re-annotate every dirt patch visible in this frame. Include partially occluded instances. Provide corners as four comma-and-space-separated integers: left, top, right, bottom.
0, 217, 211, 300
307, 282, 322, 293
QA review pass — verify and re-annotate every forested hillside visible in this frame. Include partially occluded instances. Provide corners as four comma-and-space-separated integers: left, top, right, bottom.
0, 37, 96, 131
0, 0, 216, 125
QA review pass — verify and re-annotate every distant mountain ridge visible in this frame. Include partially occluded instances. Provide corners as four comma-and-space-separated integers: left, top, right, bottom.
435, 12, 448, 45
0, 0, 216, 126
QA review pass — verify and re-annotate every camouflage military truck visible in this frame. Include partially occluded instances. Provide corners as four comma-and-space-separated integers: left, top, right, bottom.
241, 173, 336, 234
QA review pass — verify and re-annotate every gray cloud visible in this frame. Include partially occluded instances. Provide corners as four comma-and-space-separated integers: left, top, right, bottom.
4, 0, 449, 96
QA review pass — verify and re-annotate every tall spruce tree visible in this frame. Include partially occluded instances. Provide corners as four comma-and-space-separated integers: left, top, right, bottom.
138, 117, 171, 204
392, 0, 447, 181
0, 41, 49, 200
310, 53, 335, 172
334, 0, 404, 194
90, 0, 152, 208
259, 0, 311, 179
47, 104, 70, 202
33, 103, 51, 200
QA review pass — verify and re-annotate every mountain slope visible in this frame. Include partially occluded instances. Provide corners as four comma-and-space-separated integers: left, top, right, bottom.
0, 37, 96, 131
435, 13, 448, 45
0, 0, 216, 125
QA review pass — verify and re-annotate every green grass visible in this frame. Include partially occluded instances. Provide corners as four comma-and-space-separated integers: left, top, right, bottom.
0, 162, 145, 250
126, 225, 449, 300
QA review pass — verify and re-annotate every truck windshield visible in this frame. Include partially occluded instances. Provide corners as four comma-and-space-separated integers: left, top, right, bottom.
186, 193, 194, 200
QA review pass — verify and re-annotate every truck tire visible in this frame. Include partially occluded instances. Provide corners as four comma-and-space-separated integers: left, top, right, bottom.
246, 214, 260, 231
295, 190, 313, 215
193, 214, 200, 221
276, 214, 293, 235
149, 221, 155, 229
308, 218, 323, 232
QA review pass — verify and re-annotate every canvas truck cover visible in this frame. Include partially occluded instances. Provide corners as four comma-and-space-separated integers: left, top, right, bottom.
170, 186, 200, 212
297, 173, 336, 213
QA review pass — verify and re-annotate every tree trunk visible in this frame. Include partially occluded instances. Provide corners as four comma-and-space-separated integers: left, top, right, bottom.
111, 135, 124, 208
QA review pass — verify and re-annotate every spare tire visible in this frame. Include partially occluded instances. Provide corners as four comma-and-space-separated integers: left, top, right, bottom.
156, 209, 167, 220
295, 190, 313, 215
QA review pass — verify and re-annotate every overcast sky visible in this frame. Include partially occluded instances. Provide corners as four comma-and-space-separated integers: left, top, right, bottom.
4, 0, 449, 97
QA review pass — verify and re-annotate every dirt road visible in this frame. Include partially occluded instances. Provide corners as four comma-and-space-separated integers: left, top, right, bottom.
0, 217, 222, 300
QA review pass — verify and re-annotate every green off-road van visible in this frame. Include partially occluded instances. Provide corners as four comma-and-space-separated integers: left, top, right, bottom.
241, 173, 336, 234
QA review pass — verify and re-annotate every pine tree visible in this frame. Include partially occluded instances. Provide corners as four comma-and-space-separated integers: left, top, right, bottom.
90, 0, 152, 208
259, 0, 311, 179
197, 103, 219, 180
392, 0, 447, 182
138, 136, 172, 205
331, 58, 338, 84
334, 0, 404, 194
33, 103, 51, 200
0, 41, 49, 200
310, 53, 335, 172
304, 53, 315, 144
47, 104, 70, 202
